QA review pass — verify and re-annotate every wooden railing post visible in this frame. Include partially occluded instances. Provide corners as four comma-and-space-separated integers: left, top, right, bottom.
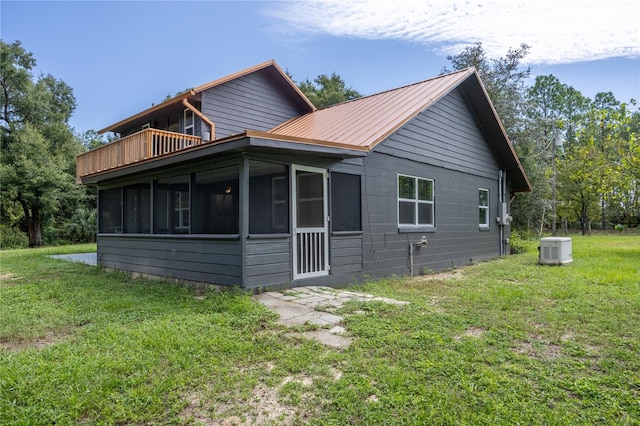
147, 129, 152, 159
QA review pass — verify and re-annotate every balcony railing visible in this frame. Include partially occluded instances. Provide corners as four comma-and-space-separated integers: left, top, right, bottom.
76, 128, 203, 180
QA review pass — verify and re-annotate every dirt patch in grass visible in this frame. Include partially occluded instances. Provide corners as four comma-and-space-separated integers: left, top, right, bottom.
0, 273, 20, 285
0, 331, 71, 352
179, 366, 344, 425
180, 379, 300, 426
514, 335, 563, 361
454, 327, 485, 341
414, 269, 464, 282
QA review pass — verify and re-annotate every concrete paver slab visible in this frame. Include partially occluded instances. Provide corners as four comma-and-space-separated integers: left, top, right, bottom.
49, 253, 97, 266
254, 286, 408, 348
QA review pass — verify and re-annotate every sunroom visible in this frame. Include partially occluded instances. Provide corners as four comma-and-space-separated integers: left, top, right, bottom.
83, 132, 367, 289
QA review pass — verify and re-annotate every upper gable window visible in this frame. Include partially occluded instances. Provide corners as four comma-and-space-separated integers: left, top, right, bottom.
398, 174, 434, 227
184, 108, 194, 135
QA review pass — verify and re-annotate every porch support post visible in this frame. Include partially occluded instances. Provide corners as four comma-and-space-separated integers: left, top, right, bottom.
239, 154, 249, 288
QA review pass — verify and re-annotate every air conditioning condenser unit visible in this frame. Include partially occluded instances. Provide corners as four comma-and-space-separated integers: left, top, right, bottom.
539, 237, 572, 265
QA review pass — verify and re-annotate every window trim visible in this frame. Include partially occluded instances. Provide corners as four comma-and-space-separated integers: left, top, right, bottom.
271, 175, 288, 230
397, 174, 434, 228
183, 108, 194, 135
174, 190, 190, 230
479, 188, 490, 228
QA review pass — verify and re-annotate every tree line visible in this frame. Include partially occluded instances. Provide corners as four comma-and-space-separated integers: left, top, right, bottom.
1, 39, 638, 248
442, 43, 639, 235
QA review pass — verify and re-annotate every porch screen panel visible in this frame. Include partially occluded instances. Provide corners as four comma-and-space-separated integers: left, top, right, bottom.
296, 171, 323, 227
249, 161, 289, 234
154, 175, 190, 234
124, 183, 151, 234
99, 188, 122, 233
330, 173, 361, 232
192, 166, 239, 234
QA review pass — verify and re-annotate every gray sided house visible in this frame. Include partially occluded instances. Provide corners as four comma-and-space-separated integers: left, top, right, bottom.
76, 60, 531, 290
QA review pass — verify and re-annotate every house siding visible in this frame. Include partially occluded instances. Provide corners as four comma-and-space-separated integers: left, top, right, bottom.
98, 236, 242, 286
330, 234, 363, 275
375, 88, 499, 178
361, 88, 505, 278
244, 237, 291, 288
202, 70, 305, 139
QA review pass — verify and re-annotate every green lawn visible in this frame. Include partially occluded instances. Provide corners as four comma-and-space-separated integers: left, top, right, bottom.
1, 237, 639, 425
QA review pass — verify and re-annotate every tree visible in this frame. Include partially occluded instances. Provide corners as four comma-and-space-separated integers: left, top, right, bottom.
77, 129, 109, 150
518, 75, 590, 234
442, 43, 545, 233
442, 42, 531, 135
557, 100, 638, 233
0, 40, 84, 247
297, 73, 361, 108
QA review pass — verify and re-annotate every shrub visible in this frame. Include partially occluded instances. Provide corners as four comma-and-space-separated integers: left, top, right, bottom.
510, 229, 530, 254
0, 224, 28, 249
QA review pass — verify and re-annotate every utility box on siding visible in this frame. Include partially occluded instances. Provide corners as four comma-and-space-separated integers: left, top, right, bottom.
539, 237, 573, 265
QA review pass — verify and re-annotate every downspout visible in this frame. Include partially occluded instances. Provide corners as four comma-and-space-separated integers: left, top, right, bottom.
498, 170, 504, 256
182, 99, 215, 141
410, 243, 414, 277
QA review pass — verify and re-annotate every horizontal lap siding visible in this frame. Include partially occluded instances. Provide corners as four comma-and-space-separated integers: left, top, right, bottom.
363, 88, 502, 278
202, 70, 303, 139
244, 238, 291, 288
330, 234, 363, 275
98, 236, 242, 286
376, 88, 499, 179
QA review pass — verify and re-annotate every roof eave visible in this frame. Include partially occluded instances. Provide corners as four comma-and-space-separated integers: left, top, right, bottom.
462, 71, 532, 193
79, 130, 366, 185
98, 90, 195, 134
99, 60, 315, 135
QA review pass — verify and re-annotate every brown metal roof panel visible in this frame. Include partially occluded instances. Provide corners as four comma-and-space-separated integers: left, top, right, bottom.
270, 69, 473, 148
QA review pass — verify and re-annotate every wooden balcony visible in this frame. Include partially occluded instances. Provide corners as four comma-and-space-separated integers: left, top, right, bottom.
76, 128, 203, 180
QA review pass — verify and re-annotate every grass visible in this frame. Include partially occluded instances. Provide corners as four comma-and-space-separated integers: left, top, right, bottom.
1, 236, 639, 425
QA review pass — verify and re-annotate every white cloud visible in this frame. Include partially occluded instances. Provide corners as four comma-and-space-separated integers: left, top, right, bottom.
269, 0, 639, 64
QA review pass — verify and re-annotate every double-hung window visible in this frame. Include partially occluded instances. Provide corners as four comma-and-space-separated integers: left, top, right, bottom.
174, 191, 190, 230
479, 188, 490, 228
398, 174, 434, 227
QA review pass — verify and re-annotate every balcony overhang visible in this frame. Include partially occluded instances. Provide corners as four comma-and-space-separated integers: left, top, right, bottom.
77, 130, 368, 185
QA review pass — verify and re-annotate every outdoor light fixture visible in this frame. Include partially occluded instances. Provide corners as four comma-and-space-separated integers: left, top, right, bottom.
225, 186, 232, 194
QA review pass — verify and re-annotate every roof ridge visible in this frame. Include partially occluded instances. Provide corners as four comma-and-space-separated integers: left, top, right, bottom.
315, 67, 475, 111
100, 59, 315, 133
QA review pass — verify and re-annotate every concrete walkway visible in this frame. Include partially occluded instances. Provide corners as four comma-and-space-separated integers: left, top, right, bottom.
49, 253, 97, 266
254, 286, 408, 349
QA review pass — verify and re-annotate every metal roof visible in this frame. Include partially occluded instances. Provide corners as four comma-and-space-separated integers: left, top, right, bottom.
270, 68, 474, 149
269, 68, 531, 192
95, 61, 530, 192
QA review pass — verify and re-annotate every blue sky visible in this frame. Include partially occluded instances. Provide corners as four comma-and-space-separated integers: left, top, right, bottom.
2, 0, 638, 134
